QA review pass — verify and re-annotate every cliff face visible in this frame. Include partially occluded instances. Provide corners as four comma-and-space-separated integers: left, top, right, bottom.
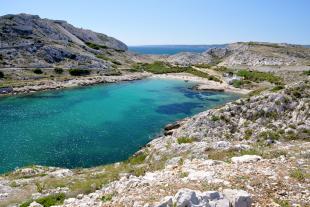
0, 14, 128, 69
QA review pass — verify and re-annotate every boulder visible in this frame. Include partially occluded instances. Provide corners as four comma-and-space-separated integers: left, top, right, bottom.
231, 155, 262, 164
29, 201, 43, 207
164, 123, 181, 131
223, 189, 252, 207
173, 188, 208, 207
155, 196, 173, 207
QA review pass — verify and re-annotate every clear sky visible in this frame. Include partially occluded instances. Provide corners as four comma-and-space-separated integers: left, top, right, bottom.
1, 0, 309, 45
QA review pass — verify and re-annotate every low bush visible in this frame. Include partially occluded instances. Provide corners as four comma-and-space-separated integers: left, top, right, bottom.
86, 42, 108, 50
271, 85, 285, 92
303, 70, 310, 76
236, 70, 282, 85
101, 193, 114, 202
69, 69, 90, 76
289, 168, 306, 181
127, 152, 148, 165
96, 54, 111, 61
36, 193, 66, 207
177, 137, 194, 144
33, 68, 43, 74
132, 62, 221, 82
0, 71, 4, 79
259, 130, 280, 141
20, 193, 65, 207
244, 129, 253, 140
232, 80, 242, 88
211, 115, 220, 121
54, 68, 64, 74
194, 63, 211, 68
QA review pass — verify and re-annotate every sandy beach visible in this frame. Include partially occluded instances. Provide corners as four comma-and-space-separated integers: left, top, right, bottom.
151, 73, 251, 94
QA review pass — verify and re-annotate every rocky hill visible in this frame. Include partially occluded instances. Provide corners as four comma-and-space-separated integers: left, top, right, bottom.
157, 42, 310, 68
0, 14, 128, 69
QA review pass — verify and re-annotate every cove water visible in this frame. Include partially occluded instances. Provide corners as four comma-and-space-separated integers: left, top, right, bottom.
0, 79, 238, 173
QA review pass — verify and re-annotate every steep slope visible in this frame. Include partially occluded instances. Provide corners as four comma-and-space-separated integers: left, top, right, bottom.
0, 13, 128, 69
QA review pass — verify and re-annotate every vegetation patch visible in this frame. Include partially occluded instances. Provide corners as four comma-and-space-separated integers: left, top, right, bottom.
244, 129, 253, 140
69, 69, 90, 76
132, 62, 221, 82
127, 151, 148, 165
0, 71, 4, 79
54, 68, 64, 74
177, 137, 195, 144
271, 85, 285, 92
20, 193, 65, 207
289, 168, 307, 181
86, 42, 108, 50
101, 193, 114, 202
247, 42, 283, 48
211, 115, 220, 121
33, 68, 43, 74
236, 70, 282, 85
259, 130, 280, 141
302, 70, 310, 76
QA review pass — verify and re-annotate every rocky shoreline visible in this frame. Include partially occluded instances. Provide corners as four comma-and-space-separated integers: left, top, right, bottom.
0, 72, 151, 97
0, 71, 249, 98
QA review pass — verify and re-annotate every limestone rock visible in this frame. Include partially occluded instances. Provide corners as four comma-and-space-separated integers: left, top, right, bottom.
231, 155, 262, 164
223, 189, 252, 207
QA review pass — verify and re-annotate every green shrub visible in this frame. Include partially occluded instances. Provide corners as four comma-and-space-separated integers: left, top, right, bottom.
101, 193, 114, 202
86, 42, 108, 50
271, 85, 284, 92
177, 137, 194, 144
244, 129, 253, 140
289, 168, 305, 181
33, 68, 43, 74
0, 71, 4, 79
232, 80, 242, 88
259, 130, 280, 141
236, 70, 282, 85
105, 70, 122, 76
36, 193, 66, 207
211, 115, 220, 121
303, 70, 310, 76
20, 200, 32, 207
35, 182, 45, 193
54, 68, 64, 74
96, 54, 112, 61
127, 152, 148, 165
194, 63, 211, 68
69, 69, 90, 76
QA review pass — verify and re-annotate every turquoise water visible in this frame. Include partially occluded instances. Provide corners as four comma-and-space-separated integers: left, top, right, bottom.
0, 79, 238, 173
128, 45, 226, 55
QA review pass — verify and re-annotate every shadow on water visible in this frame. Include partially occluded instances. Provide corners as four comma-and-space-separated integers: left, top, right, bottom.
156, 102, 205, 115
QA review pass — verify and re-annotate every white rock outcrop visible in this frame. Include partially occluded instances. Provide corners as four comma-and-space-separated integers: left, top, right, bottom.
231, 155, 262, 164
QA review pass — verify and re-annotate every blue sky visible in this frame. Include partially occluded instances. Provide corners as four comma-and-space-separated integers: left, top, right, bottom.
1, 0, 309, 45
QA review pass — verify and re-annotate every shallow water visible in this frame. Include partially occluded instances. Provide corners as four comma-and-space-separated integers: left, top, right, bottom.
0, 79, 239, 173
